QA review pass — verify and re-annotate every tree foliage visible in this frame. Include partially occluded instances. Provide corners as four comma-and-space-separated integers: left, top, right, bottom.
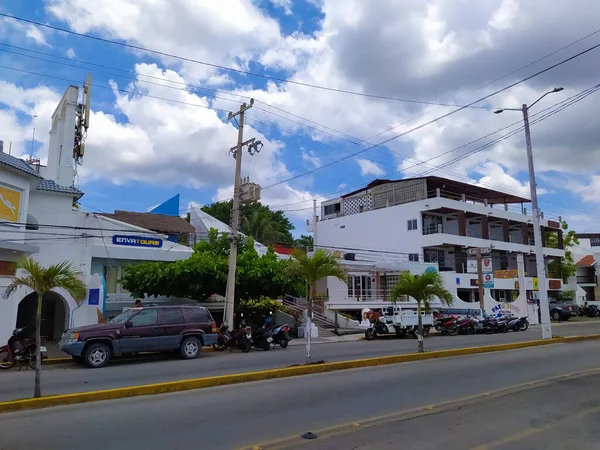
120, 229, 303, 302
3, 259, 86, 398
201, 201, 294, 244
546, 221, 579, 283
390, 271, 453, 353
293, 234, 314, 252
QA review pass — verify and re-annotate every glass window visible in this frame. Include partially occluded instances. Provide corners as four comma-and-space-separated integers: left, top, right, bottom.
130, 309, 158, 327
409, 253, 419, 262
159, 308, 184, 325
104, 266, 118, 294
185, 307, 211, 323
407, 219, 418, 231
109, 309, 136, 324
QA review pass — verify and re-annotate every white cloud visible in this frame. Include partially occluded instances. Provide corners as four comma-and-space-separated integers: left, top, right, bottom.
66, 48, 76, 59
356, 159, 384, 176
269, 0, 293, 15
301, 149, 321, 167
25, 25, 52, 47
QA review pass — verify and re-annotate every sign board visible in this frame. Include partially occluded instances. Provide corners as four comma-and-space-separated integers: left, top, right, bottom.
0, 261, 17, 276
495, 270, 518, 279
533, 277, 539, 291
0, 185, 21, 223
467, 259, 478, 274
548, 279, 562, 290
466, 247, 491, 256
88, 288, 100, 306
481, 257, 493, 273
483, 273, 494, 288
112, 235, 163, 248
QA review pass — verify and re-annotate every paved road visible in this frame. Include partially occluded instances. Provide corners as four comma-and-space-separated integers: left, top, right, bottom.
1, 339, 599, 449
0, 321, 598, 402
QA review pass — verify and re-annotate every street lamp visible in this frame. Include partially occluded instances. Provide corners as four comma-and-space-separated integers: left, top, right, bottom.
494, 87, 563, 340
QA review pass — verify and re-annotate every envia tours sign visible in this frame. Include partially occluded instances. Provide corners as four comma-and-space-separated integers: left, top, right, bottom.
112, 235, 163, 249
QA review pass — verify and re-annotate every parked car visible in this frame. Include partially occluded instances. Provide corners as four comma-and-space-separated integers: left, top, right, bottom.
548, 300, 578, 321
59, 305, 218, 368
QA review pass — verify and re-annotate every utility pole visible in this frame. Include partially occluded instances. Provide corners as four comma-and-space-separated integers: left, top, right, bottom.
312, 199, 318, 252
522, 104, 551, 339
476, 248, 485, 313
494, 87, 563, 340
223, 99, 255, 330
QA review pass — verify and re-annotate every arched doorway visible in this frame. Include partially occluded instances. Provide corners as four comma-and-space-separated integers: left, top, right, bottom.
16, 292, 69, 342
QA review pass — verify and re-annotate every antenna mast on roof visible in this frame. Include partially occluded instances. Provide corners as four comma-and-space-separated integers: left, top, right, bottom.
74, 74, 92, 166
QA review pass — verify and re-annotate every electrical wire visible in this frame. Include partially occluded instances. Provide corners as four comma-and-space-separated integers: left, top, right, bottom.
0, 12, 502, 109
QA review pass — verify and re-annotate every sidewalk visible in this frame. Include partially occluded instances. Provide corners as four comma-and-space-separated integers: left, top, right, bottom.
289, 333, 364, 346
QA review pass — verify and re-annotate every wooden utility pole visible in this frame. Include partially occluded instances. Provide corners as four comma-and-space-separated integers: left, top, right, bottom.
223, 99, 254, 329
476, 248, 485, 312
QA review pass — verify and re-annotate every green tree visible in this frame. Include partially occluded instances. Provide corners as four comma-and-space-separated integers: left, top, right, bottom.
294, 234, 314, 252
3, 259, 86, 398
120, 229, 303, 309
286, 248, 346, 363
201, 201, 295, 244
546, 221, 579, 283
390, 271, 453, 353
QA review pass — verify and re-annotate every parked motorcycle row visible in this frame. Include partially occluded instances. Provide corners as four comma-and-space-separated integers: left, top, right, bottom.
579, 304, 600, 318
435, 312, 529, 336
0, 327, 48, 370
212, 318, 292, 353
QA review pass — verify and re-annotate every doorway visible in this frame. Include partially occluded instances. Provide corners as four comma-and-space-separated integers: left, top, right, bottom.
16, 292, 68, 342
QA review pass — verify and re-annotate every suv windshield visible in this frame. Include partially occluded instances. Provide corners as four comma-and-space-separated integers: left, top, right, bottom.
109, 309, 138, 324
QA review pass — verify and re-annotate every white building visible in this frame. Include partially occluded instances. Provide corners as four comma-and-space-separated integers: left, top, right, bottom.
315, 177, 566, 319
0, 85, 193, 345
564, 234, 600, 304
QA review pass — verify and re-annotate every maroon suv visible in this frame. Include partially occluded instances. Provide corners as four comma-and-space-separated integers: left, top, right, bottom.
59, 306, 218, 368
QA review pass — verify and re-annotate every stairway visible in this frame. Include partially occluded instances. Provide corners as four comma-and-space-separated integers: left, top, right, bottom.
282, 295, 356, 337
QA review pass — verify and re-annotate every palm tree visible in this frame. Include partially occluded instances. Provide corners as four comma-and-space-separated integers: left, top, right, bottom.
3, 258, 86, 398
241, 209, 287, 245
287, 248, 346, 363
390, 270, 453, 353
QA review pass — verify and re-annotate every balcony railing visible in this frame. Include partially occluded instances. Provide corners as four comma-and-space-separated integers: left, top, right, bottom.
577, 275, 597, 284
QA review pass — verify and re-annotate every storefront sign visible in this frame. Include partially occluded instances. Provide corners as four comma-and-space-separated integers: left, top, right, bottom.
482, 257, 493, 273
483, 273, 494, 288
533, 277, 539, 291
112, 235, 163, 248
0, 261, 17, 276
495, 270, 518, 279
0, 185, 21, 223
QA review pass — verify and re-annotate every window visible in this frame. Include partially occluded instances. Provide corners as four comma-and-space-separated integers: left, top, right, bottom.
591, 238, 600, 247
185, 307, 211, 323
407, 219, 418, 231
409, 253, 419, 262
130, 309, 158, 327
159, 308, 184, 325
323, 203, 341, 216
104, 266, 118, 294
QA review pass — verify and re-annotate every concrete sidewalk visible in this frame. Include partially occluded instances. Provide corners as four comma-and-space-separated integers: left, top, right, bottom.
288, 333, 364, 346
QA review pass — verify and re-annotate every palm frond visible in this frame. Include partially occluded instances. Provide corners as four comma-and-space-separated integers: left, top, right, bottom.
390, 270, 453, 306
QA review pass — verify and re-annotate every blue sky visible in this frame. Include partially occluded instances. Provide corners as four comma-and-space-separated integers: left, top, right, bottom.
1, 0, 600, 237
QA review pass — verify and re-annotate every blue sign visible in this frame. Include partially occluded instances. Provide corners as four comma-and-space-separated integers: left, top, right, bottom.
483, 273, 494, 289
88, 288, 100, 306
112, 235, 163, 248
425, 266, 437, 274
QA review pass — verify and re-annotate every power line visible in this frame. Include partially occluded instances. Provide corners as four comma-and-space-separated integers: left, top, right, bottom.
259, 40, 600, 192
0, 12, 497, 109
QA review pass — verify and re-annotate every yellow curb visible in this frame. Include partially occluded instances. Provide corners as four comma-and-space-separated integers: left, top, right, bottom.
3, 334, 600, 414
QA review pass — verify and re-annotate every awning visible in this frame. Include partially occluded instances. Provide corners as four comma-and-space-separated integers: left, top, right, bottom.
0, 241, 39, 254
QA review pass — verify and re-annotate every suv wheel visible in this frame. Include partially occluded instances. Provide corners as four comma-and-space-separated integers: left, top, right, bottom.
180, 336, 201, 360
83, 342, 111, 368
552, 310, 562, 321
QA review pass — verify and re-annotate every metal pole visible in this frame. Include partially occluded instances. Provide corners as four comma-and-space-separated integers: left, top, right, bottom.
476, 248, 485, 313
224, 104, 247, 330
522, 104, 552, 339
312, 199, 318, 252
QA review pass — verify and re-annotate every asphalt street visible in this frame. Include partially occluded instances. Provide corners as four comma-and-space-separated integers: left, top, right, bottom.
1, 339, 599, 449
0, 321, 598, 402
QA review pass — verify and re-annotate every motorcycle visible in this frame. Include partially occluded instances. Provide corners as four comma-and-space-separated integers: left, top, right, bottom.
0, 327, 47, 370
213, 323, 252, 353
271, 324, 292, 349
434, 315, 459, 336
251, 321, 274, 351
579, 304, 600, 318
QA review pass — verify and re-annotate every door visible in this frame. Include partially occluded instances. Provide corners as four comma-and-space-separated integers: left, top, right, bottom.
157, 308, 185, 350
119, 309, 160, 353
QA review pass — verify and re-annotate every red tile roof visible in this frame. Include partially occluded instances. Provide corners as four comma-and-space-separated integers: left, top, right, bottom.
576, 255, 595, 267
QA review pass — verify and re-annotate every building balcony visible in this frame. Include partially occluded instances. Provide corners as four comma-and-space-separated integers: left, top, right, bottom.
577, 275, 598, 285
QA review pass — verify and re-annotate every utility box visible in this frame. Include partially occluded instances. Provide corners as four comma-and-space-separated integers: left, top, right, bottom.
240, 177, 261, 204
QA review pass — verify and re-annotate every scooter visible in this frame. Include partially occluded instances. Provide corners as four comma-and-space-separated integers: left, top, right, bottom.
213, 323, 252, 353
271, 324, 292, 349
251, 319, 275, 351
434, 315, 459, 336
0, 327, 47, 370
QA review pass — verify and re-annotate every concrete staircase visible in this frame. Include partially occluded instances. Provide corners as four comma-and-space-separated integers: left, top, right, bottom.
282, 295, 360, 337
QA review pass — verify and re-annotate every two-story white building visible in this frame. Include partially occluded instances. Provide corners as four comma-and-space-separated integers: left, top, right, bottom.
0, 84, 193, 346
315, 177, 566, 319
